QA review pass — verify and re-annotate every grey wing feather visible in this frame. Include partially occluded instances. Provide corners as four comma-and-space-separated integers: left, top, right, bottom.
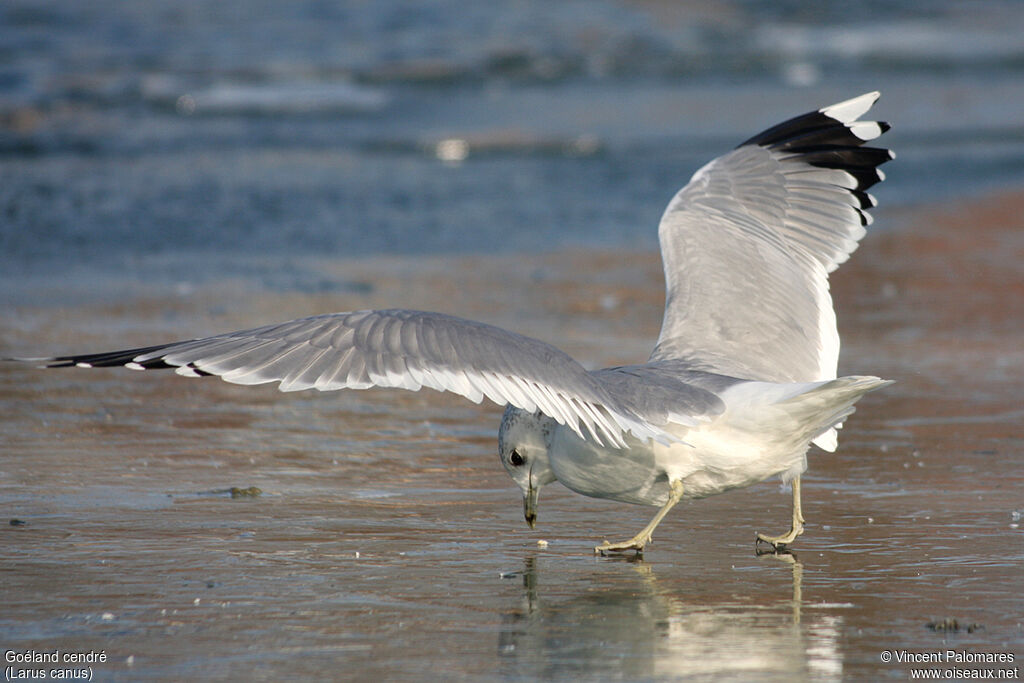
652, 92, 893, 385
33, 309, 673, 448
591, 361, 730, 428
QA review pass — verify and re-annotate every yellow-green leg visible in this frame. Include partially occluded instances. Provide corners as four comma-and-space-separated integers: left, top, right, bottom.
756, 476, 805, 549
595, 480, 684, 555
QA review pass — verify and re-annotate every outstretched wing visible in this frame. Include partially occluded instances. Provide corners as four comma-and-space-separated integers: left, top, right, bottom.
652, 92, 893, 387
23, 309, 675, 448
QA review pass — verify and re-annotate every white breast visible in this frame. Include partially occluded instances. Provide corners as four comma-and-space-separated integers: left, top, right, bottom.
548, 426, 672, 506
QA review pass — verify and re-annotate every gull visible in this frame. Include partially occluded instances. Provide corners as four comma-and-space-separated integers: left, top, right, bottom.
12, 92, 894, 555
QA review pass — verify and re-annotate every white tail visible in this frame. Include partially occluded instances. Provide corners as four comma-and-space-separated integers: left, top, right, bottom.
778, 375, 892, 447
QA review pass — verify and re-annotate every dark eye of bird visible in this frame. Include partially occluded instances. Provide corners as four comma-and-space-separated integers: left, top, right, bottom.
509, 450, 525, 467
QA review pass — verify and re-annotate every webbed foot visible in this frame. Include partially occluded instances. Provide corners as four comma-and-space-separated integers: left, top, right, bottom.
595, 535, 649, 556
594, 480, 684, 557
755, 522, 804, 551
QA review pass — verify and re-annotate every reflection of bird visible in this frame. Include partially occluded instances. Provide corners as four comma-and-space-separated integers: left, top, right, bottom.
12, 93, 892, 554
496, 555, 843, 681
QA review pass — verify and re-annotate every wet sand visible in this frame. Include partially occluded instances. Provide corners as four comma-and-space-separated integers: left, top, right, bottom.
2, 191, 1022, 681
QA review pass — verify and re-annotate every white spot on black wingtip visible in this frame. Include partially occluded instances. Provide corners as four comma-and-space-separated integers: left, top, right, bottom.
75, 362, 93, 368
847, 121, 885, 141
125, 362, 146, 371
820, 91, 880, 123
174, 365, 204, 378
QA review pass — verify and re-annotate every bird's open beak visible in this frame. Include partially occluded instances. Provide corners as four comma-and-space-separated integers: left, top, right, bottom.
523, 483, 538, 529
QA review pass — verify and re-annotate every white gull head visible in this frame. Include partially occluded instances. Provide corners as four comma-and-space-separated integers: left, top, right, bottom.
498, 405, 557, 528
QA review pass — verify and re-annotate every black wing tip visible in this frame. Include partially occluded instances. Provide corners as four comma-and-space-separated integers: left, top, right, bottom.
739, 93, 891, 153
738, 110, 832, 149
851, 189, 876, 209
8, 343, 192, 371
734, 94, 893, 218
786, 144, 895, 167
744, 118, 891, 152
51, 344, 169, 368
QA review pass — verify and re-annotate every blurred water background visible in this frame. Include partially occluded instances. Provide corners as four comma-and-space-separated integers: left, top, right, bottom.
2, 0, 1024, 293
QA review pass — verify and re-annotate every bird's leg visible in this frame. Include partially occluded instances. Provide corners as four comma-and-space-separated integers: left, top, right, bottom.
595, 479, 684, 556
756, 476, 805, 550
